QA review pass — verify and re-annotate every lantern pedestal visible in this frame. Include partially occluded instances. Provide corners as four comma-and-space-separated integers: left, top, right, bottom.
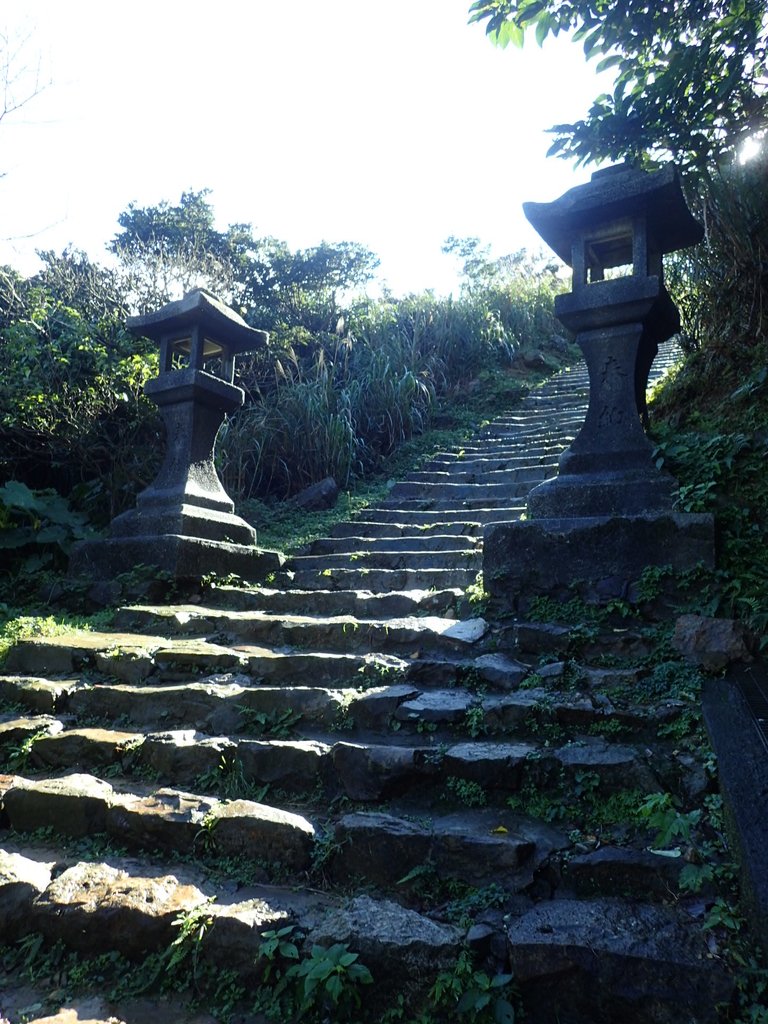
69, 289, 283, 585
527, 322, 675, 517
483, 162, 713, 615
484, 513, 714, 617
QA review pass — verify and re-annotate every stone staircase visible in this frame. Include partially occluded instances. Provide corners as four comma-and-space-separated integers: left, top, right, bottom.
0, 342, 735, 1024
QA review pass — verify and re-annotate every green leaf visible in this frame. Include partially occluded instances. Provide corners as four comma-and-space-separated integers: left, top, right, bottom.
535, 15, 552, 46
326, 973, 344, 1004
0, 480, 37, 511
458, 989, 480, 1014
494, 20, 525, 49
596, 53, 623, 73
495, 997, 516, 1023
518, 1, 547, 26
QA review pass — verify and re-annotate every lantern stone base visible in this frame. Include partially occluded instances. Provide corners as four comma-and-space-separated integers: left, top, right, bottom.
483, 512, 714, 617
69, 533, 284, 584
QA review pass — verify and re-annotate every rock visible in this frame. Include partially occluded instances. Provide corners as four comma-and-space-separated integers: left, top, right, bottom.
331, 743, 424, 800
506, 897, 732, 1024
294, 477, 339, 511
0, 849, 53, 939
308, 895, 462, 993
237, 738, 330, 791
555, 738, 658, 793
0, 676, 77, 713
332, 813, 432, 886
106, 788, 218, 852
211, 800, 315, 870
672, 614, 752, 672
442, 741, 535, 790
204, 898, 292, 976
562, 846, 683, 899
34, 861, 207, 957
30, 728, 139, 770
0, 715, 63, 748
394, 689, 473, 726
536, 661, 566, 680
3, 774, 114, 836
473, 653, 529, 689
515, 623, 572, 656
139, 730, 236, 780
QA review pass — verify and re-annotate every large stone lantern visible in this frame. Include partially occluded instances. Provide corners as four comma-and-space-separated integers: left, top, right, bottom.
483, 163, 714, 611
524, 161, 702, 517
69, 288, 283, 582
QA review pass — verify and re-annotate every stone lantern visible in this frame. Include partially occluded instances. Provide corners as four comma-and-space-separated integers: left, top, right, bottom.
69, 288, 283, 582
483, 163, 714, 612
523, 161, 703, 517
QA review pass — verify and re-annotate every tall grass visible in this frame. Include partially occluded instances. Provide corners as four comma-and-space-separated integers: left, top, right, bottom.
220, 269, 563, 501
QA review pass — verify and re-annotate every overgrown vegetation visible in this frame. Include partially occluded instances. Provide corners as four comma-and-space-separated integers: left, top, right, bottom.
0, 196, 566, 537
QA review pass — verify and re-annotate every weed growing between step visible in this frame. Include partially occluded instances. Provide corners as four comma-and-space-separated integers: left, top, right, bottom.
1, 908, 523, 1024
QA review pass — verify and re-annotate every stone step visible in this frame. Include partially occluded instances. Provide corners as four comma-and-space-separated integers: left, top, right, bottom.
445, 440, 568, 456
361, 496, 525, 513
388, 480, 534, 501
113, 605, 489, 657
330, 519, 482, 538
424, 453, 560, 472
1, 773, 316, 871
304, 533, 481, 555
352, 507, 524, 527
506, 898, 731, 1024
3, 710, 659, 805
286, 548, 482, 571
330, 807, 568, 890
274, 566, 480, 591
0, 639, 410, 691
0, 842, 467, 1002
402, 465, 552, 486
201, 583, 465, 618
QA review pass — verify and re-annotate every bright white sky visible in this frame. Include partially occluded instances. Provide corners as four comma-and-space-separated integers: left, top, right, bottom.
0, 0, 609, 296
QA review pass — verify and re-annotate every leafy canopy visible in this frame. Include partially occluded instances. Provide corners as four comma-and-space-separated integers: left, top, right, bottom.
468, 0, 768, 172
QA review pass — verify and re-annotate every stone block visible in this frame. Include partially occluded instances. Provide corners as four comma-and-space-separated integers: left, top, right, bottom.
485, 512, 714, 616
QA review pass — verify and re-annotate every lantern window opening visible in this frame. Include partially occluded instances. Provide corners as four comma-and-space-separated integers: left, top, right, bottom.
579, 217, 640, 286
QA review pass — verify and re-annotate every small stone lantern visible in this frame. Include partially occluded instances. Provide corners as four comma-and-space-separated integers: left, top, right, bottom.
483, 163, 714, 613
523, 162, 703, 517
69, 288, 283, 582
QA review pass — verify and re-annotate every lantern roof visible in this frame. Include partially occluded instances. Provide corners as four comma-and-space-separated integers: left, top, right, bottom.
523, 162, 703, 267
128, 288, 268, 354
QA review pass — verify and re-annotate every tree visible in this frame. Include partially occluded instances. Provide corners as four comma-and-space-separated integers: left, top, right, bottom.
246, 240, 380, 334
0, 26, 45, 132
109, 189, 253, 312
468, 0, 768, 173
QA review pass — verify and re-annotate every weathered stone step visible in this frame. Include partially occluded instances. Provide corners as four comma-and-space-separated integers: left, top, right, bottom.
1, 773, 316, 870
424, 453, 559, 472
1, 708, 660, 830
402, 465, 552, 486
201, 583, 465, 618
387, 480, 536, 502
330, 807, 568, 890
304, 533, 481, 555
352, 507, 523, 527
0, 842, 465, 998
286, 548, 482, 571
363, 496, 525, 513
275, 566, 479, 591
506, 897, 732, 1024
486, 413, 583, 432
67, 680, 348, 733
330, 519, 482, 539
114, 605, 488, 656
445, 439, 568, 456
